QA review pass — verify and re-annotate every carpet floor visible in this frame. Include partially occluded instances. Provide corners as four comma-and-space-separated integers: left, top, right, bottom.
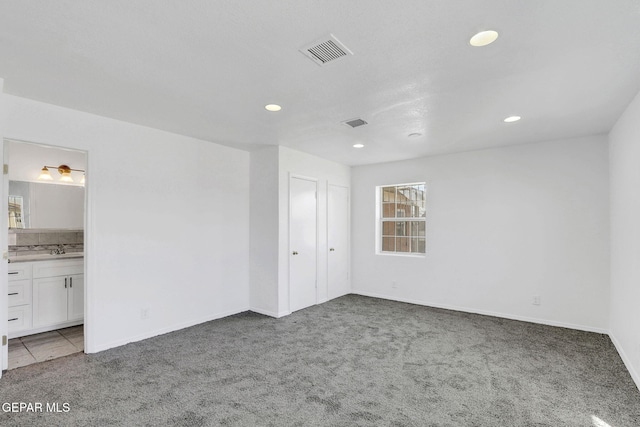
1, 295, 639, 426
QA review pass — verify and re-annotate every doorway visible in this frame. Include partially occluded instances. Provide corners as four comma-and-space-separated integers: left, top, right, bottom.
289, 176, 318, 313
3, 139, 87, 370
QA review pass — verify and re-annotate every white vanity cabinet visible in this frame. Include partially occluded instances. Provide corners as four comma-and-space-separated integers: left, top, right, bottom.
7, 258, 84, 338
8, 263, 33, 335
32, 259, 84, 328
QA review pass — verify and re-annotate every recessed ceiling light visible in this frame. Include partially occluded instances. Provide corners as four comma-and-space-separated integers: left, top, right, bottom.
353, 143, 364, 148
469, 30, 499, 47
408, 133, 422, 138
264, 104, 282, 112
503, 115, 521, 123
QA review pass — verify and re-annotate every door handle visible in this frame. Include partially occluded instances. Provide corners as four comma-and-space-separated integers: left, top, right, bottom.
8, 292, 19, 296
65, 277, 68, 289
8, 272, 19, 275
292, 251, 299, 255
70, 277, 73, 288
329, 248, 335, 252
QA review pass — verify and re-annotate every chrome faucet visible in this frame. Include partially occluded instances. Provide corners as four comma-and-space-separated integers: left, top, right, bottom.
50, 245, 66, 255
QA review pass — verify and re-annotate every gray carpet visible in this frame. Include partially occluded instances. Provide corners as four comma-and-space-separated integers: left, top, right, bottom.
1, 295, 639, 426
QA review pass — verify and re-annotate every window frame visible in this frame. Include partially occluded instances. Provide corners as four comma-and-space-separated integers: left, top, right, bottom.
376, 181, 426, 257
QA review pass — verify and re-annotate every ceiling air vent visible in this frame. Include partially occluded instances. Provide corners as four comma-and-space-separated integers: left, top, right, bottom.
299, 34, 353, 66
342, 118, 368, 128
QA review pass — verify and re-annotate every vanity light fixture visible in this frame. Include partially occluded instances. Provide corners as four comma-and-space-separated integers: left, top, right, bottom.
38, 164, 85, 183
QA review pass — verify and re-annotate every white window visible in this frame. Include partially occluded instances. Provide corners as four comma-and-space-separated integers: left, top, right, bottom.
377, 183, 426, 255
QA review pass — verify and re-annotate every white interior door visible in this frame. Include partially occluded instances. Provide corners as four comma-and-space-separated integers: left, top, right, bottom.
289, 176, 317, 313
328, 184, 350, 300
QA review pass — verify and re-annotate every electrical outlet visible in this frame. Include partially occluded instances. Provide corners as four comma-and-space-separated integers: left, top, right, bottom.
392, 281, 397, 289
141, 308, 149, 320
533, 295, 541, 306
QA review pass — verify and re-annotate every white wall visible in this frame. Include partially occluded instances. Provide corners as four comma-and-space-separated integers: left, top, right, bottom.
351, 135, 610, 332
609, 89, 640, 389
249, 146, 280, 316
1, 94, 250, 353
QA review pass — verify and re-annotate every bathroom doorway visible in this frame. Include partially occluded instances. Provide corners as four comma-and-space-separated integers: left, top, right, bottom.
3, 139, 88, 370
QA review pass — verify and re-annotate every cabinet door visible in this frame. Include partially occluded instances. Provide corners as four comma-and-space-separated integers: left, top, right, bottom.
8, 263, 32, 281
67, 274, 84, 321
8, 279, 32, 307
33, 277, 69, 327
8, 305, 33, 334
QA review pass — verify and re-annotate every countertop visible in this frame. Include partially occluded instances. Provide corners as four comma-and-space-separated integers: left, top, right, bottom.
8, 253, 84, 263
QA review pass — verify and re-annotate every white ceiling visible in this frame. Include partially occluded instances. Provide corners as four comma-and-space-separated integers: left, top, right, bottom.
1, 1, 639, 166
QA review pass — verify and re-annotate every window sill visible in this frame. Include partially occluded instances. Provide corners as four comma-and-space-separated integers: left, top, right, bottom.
376, 251, 426, 258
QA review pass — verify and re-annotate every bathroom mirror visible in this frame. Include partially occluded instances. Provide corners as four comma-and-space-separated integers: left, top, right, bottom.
8, 180, 84, 229
8, 195, 25, 228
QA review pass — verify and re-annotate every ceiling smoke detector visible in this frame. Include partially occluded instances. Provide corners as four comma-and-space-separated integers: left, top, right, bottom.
342, 118, 368, 128
299, 34, 353, 66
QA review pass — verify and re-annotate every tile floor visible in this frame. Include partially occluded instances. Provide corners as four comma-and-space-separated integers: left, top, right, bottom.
8, 325, 84, 370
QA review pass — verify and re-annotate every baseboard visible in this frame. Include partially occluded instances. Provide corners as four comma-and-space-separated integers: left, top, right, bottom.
249, 307, 291, 318
609, 333, 640, 391
249, 307, 278, 318
327, 290, 350, 301
351, 290, 608, 334
88, 306, 249, 353
249, 307, 278, 317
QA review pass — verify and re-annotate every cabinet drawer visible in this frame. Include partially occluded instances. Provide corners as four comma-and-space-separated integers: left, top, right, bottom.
8, 305, 33, 334
8, 280, 32, 307
33, 260, 84, 278
8, 263, 32, 281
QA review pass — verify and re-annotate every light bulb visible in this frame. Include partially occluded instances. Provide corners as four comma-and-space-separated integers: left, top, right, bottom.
38, 167, 53, 180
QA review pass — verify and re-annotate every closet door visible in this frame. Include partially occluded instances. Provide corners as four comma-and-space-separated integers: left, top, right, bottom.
289, 176, 317, 313
328, 185, 349, 299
